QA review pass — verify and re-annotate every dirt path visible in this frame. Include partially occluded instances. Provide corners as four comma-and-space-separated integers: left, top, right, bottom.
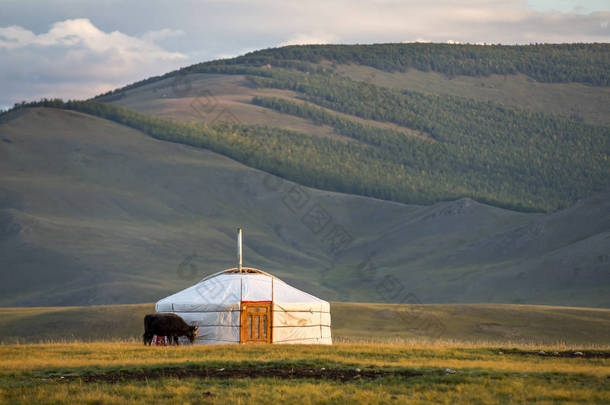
501, 349, 610, 359
67, 366, 423, 383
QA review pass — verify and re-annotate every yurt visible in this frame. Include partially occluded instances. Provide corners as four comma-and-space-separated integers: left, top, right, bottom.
155, 229, 332, 345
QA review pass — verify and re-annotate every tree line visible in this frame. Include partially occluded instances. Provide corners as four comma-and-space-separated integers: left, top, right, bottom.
201, 43, 610, 86
94, 43, 609, 101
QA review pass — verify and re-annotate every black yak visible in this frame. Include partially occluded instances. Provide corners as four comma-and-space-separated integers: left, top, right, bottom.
143, 313, 198, 345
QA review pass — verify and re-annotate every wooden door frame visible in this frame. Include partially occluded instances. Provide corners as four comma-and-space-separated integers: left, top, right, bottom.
240, 301, 272, 344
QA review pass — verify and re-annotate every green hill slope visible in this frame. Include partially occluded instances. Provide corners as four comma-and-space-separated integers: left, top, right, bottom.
334, 66, 610, 126
0, 107, 608, 307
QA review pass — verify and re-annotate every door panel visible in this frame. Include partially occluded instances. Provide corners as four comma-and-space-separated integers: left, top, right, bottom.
240, 302, 272, 343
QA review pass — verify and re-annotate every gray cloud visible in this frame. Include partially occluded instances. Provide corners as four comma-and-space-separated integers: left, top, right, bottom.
0, 18, 187, 108
0, 0, 608, 109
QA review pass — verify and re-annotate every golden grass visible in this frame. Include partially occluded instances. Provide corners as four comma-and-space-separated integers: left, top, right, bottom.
1, 302, 608, 404
113, 72, 430, 142
333, 335, 610, 349
1, 342, 608, 404
1, 342, 608, 377
4, 377, 608, 405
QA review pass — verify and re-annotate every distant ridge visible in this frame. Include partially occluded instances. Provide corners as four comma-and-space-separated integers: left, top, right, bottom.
95, 43, 610, 96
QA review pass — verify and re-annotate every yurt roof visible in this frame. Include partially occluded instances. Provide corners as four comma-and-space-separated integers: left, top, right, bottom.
156, 267, 329, 313
198, 267, 280, 282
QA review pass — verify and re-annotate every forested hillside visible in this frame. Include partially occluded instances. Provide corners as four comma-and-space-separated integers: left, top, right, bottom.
8, 43, 610, 212
14, 85, 610, 212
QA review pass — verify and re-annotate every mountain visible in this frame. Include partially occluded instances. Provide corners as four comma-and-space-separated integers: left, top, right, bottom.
1, 106, 608, 307
1, 43, 609, 307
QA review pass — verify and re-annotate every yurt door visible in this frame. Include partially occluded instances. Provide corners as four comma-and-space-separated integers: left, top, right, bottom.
240, 301, 272, 343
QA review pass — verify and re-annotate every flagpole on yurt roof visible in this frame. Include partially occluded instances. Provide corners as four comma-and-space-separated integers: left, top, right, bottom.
237, 227, 243, 273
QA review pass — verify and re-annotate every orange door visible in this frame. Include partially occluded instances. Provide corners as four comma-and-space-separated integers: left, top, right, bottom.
240, 301, 272, 344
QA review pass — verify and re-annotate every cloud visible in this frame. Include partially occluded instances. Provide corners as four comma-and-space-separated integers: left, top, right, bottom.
0, 19, 186, 58
207, 0, 608, 45
0, 18, 187, 106
0, 25, 36, 48
279, 32, 340, 46
142, 28, 186, 43
527, 0, 609, 15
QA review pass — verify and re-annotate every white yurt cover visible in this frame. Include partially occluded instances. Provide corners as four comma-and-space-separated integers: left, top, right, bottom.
155, 268, 332, 345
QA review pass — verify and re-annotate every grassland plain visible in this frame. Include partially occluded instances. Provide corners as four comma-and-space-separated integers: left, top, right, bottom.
1, 295, 609, 403
2, 302, 610, 346
0, 341, 608, 404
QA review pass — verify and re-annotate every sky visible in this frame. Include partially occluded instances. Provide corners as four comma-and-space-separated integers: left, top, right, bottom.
0, 0, 608, 110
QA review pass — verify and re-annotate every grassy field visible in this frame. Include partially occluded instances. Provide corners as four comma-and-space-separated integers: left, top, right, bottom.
1, 341, 608, 404
1, 303, 609, 403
